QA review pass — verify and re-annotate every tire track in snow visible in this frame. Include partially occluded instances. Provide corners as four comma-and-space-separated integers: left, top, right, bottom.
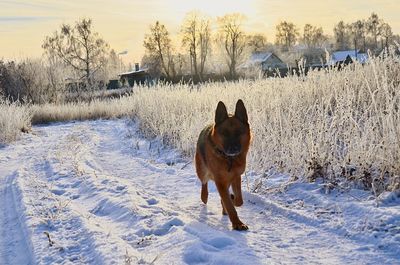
2, 119, 398, 264
0, 172, 35, 265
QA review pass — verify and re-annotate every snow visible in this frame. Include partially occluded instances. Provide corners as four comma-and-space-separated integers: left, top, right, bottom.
0, 119, 399, 264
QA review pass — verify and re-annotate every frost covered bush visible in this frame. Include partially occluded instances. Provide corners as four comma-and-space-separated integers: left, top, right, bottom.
0, 99, 32, 144
130, 50, 400, 192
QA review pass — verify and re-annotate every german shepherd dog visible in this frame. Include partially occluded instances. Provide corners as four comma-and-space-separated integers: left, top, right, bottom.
195, 100, 251, 230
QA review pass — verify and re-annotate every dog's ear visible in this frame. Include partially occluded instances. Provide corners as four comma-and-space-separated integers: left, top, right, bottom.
235, 99, 248, 124
215, 101, 229, 125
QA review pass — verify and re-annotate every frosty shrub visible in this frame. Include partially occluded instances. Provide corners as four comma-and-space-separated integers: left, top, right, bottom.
0, 99, 32, 144
129, 50, 400, 191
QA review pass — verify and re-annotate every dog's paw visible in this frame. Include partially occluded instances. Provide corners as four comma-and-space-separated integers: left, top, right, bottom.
232, 222, 248, 231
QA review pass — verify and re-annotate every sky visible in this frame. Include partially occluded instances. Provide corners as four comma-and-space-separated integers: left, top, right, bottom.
1, 0, 399, 64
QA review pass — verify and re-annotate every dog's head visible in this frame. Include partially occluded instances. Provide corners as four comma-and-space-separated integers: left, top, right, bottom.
212, 99, 251, 157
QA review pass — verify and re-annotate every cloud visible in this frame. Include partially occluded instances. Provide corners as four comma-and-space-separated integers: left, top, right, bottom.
0, 16, 61, 23
1, 0, 60, 10
0, 16, 60, 22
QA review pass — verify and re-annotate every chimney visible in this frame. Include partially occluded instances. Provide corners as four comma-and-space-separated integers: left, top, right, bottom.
135, 63, 139, 71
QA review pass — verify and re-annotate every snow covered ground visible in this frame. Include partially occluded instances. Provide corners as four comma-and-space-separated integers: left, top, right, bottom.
0, 119, 399, 264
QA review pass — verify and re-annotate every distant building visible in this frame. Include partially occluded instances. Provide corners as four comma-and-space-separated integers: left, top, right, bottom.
328, 50, 368, 65
118, 63, 152, 87
241, 52, 287, 72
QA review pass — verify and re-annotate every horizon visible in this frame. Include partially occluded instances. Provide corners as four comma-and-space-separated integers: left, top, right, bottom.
1, 0, 399, 64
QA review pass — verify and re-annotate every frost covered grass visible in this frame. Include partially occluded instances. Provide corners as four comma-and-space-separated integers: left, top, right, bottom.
0, 99, 32, 144
1, 96, 135, 144
129, 52, 400, 192
1, 51, 400, 192
31, 96, 136, 125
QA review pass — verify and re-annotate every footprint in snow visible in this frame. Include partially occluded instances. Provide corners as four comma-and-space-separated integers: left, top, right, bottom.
116, 185, 126, 190
205, 236, 236, 249
101, 179, 109, 184
70, 180, 82, 188
146, 198, 158, 205
51, 189, 66, 195
135, 217, 184, 237
70, 194, 80, 200
115, 185, 127, 193
165, 168, 176, 175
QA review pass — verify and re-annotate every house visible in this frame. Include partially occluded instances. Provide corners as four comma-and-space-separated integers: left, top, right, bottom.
118, 63, 151, 87
241, 52, 287, 72
328, 50, 368, 65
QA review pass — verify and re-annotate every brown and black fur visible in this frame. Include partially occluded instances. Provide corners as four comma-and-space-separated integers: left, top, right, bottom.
195, 99, 251, 230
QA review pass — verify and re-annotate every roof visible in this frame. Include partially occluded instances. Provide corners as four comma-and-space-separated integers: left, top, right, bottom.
248, 52, 273, 64
327, 50, 369, 65
118, 69, 148, 76
240, 52, 276, 68
332, 50, 359, 61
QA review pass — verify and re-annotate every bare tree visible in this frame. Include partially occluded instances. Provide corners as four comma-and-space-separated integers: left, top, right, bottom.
348, 20, 366, 52
367, 13, 382, 50
45, 55, 66, 103
141, 54, 161, 77
143, 21, 175, 79
0, 58, 64, 104
275, 21, 299, 51
334, 21, 350, 50
181, 12, 211, 81
106, 49, 124, 79
247, 34, 267, 52
42, 18, 109, 89
174, 53, 188, 76
302, 24, 326, 48
217, 13, 247, 79
380, 22, 393, 49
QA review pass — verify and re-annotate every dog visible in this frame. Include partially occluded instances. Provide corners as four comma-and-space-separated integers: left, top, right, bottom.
195, 99, 251, 230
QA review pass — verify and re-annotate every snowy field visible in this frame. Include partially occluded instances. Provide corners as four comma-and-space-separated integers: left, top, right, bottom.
0, 119, 399, 264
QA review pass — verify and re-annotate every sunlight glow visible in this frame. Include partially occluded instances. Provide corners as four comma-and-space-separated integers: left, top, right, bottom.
0, 0, 399, 63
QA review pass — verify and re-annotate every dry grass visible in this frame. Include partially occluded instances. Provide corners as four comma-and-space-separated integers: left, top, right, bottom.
0, 99, 32, 144
31, 96, 136, 125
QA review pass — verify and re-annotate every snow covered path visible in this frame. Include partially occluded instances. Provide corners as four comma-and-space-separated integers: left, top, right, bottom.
0, 119, 398, 264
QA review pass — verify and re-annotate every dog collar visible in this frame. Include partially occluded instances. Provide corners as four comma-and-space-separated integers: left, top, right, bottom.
208, 134, 237, 172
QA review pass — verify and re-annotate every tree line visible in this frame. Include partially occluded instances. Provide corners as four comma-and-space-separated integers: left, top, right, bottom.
142, 12, 399, 81
1, 12, 398, 104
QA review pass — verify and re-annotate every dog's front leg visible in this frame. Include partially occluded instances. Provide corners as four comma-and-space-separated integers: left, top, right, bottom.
201, 182, 208, 204
215, 181, 248, 231
231, 176, 244, 207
